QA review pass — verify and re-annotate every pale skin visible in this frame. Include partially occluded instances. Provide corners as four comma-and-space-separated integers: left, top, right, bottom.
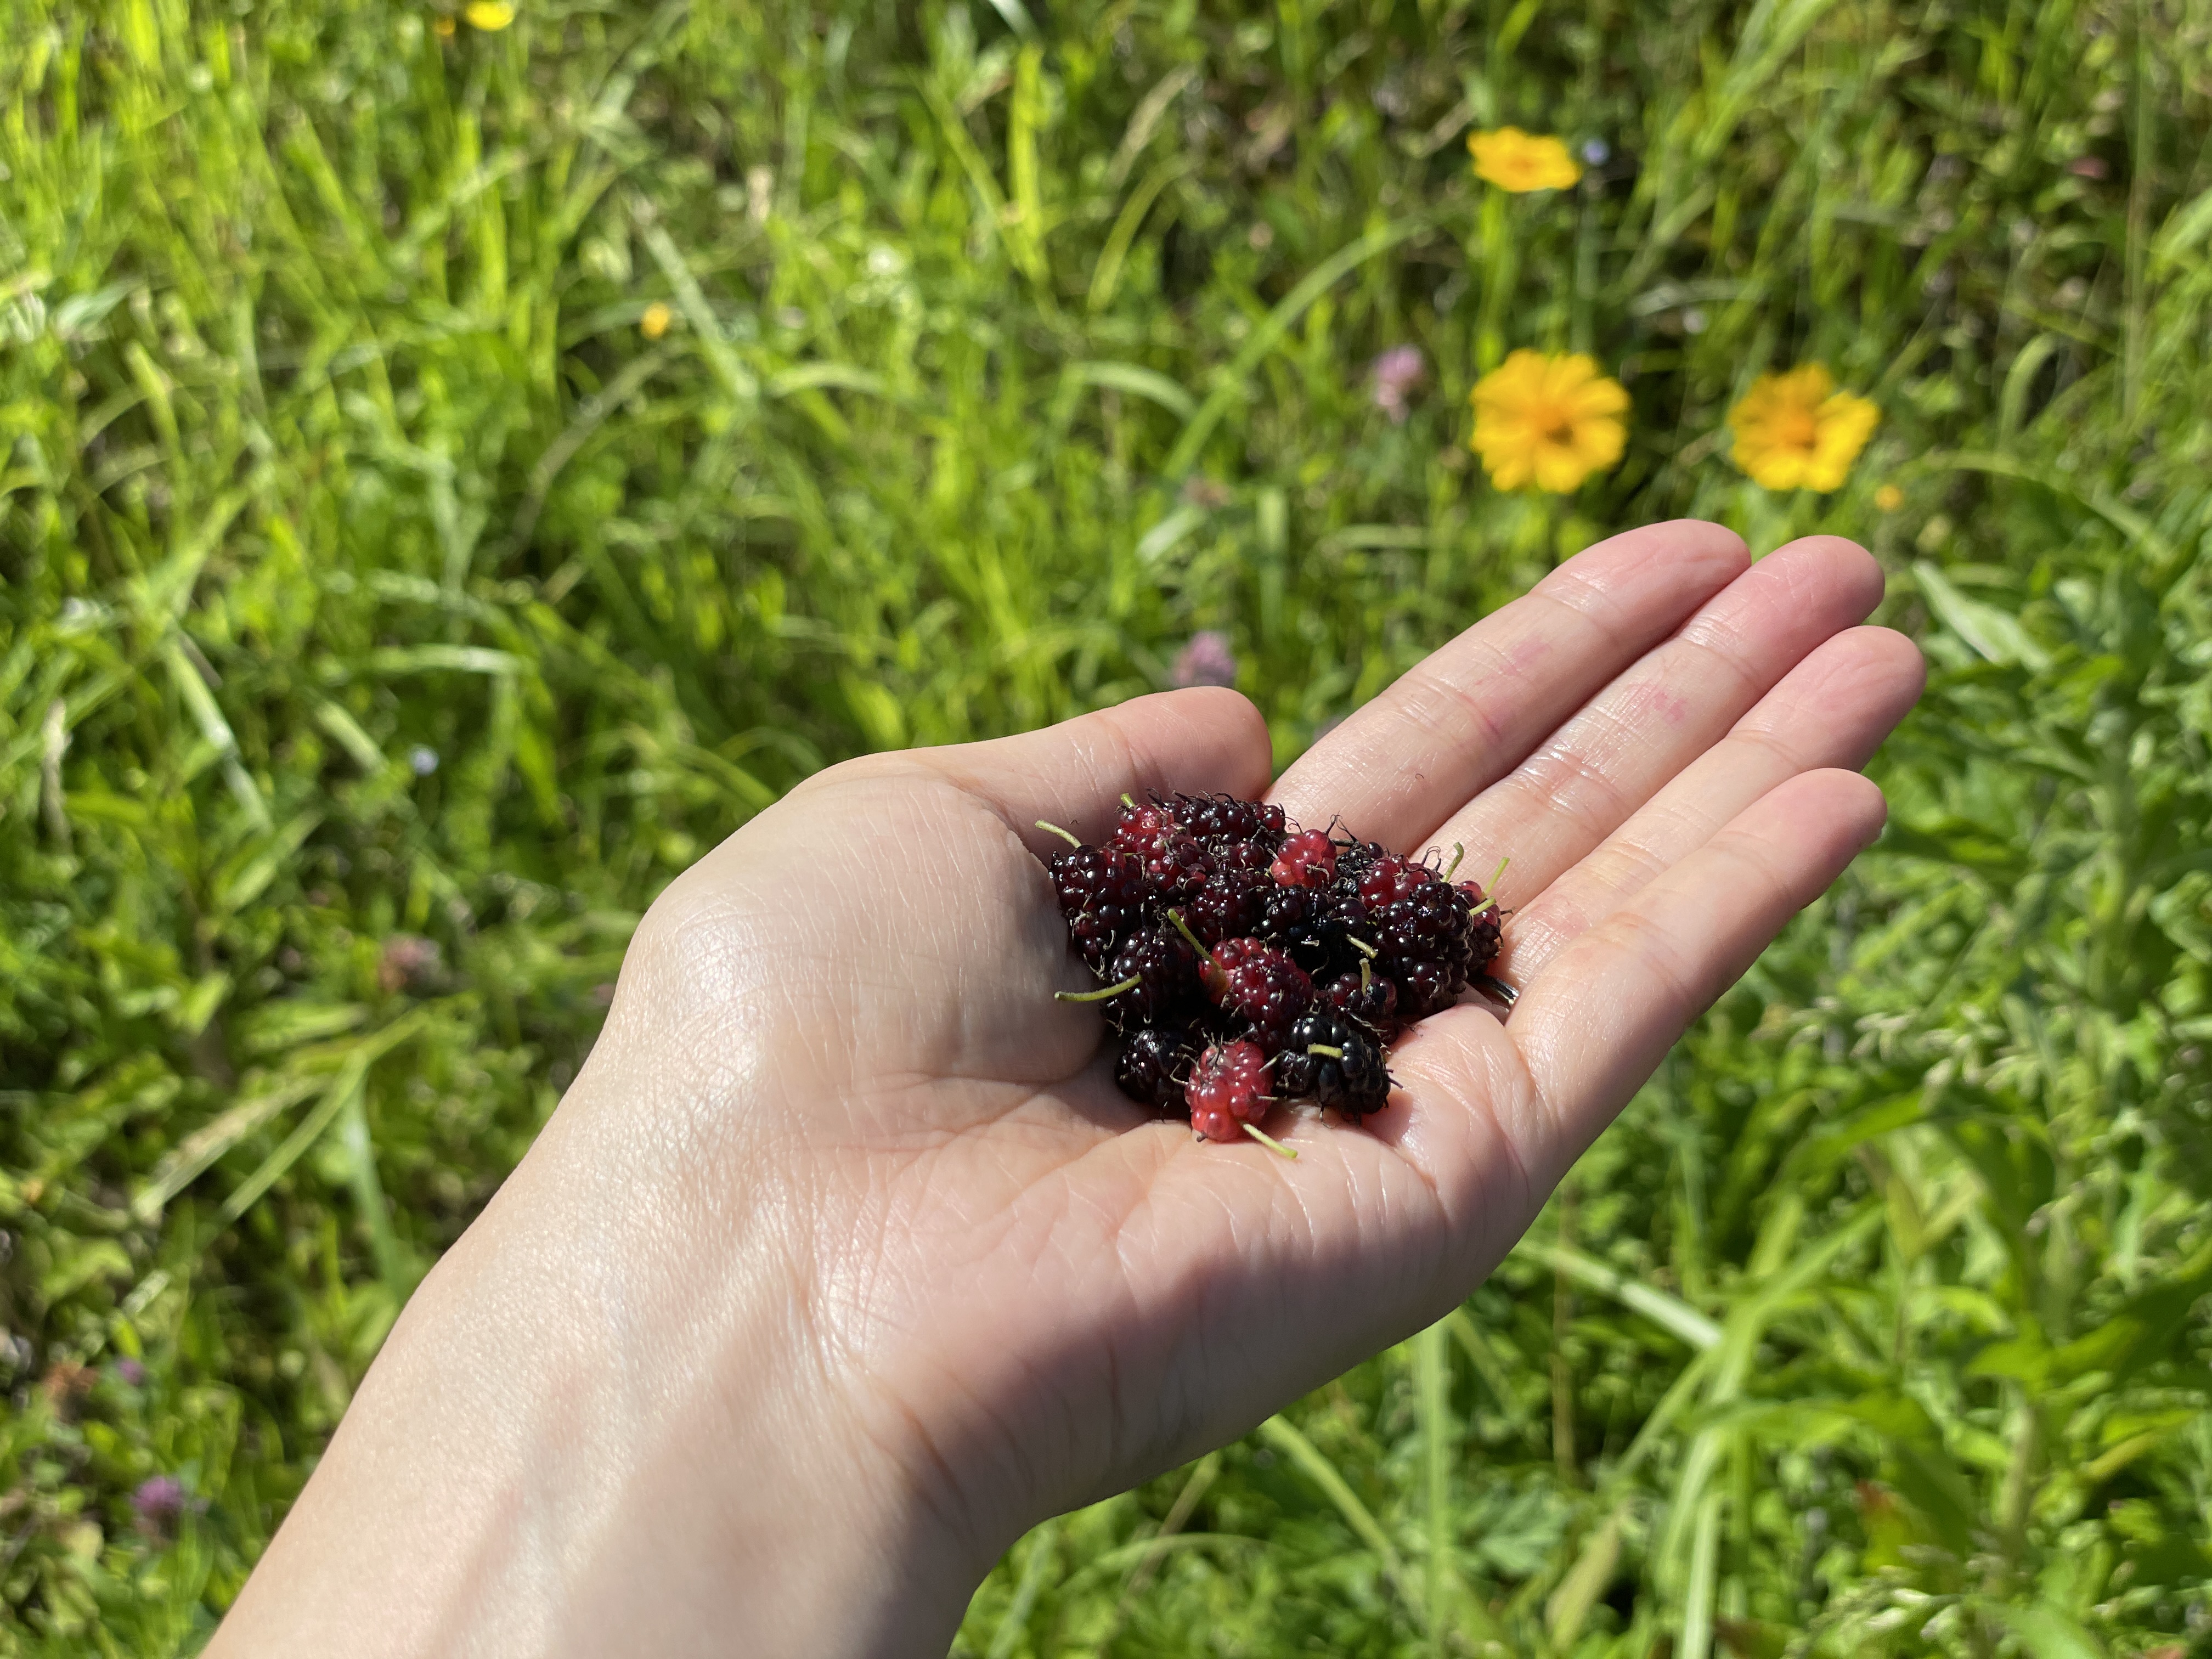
209, 522, 1924, 1658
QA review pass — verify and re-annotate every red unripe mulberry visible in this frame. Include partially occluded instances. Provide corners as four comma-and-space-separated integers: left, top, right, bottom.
1187, 1040, 1270, 1142
1270, 829, 1338, 889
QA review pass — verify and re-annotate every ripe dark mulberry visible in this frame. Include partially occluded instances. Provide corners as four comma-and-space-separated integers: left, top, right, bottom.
1102, 929, 1201, 1028
1389, 957, 1460, 1020
1188, 874, 1268, 945
1142, 832, 1215, 903
1322, 968, 1399, 1039
1273, 1011, 1390, 1118
1175, 794, 1286, 848
1116, 1025, 1198, 1114
1259, 883, 1322, 947
1459, 882, 1503, 969
1048, 843, 1147, 966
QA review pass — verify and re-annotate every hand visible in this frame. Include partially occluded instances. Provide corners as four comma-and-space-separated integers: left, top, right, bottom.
212, 522, 1922, 1657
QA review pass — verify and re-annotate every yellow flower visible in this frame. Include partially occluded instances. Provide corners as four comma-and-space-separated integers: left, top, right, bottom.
1728, 365, 1880, 493
1874, 484, 1904, 511
1469, 351, 1629, 493
432, 14, 456, 38
464, 1, 515, 30
640, 302, 673, 340
1468, 128, 1583, 193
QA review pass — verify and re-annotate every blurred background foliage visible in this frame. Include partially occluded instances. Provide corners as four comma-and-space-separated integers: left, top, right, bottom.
2, 0, 2210, 1651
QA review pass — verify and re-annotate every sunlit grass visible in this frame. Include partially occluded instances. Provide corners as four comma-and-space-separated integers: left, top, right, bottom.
1, 0, 2208, 1652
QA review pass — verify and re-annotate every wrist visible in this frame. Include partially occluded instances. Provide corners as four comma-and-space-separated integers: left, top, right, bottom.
520, 1049, 984, 1657
215, 1042, 978, 1658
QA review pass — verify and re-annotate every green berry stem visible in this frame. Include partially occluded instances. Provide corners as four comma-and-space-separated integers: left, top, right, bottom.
1035, 819, 1084, 848
1470, 855, 1510, 917
1242, 1122, 1299, 1160
1347, 934, 1379, 960
1441, 842, 1466, 881
1306, 1043, 1344, 1059
1055, 974, 1142, 1003
1165, 907, 1216, 966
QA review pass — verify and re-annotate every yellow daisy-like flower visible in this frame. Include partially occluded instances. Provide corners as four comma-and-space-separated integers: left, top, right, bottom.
640, 301, 673, 340
1874, 483, 1904, 511
464, 1, 516, 30
1468, 128, 1583, 193
1728, 365, 1880, 493
1469, 351, 1629, 493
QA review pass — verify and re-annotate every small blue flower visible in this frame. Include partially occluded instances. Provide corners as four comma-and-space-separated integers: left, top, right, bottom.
409, 746, 440, 777
1582, 138, 1610, 166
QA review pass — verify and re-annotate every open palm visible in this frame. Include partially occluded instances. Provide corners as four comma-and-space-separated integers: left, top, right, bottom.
218, 520, 1923, 1659
604, 520, 1922, 1572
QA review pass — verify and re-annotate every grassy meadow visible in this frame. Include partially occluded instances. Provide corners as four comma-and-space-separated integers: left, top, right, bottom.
4, 0, 2212, 1652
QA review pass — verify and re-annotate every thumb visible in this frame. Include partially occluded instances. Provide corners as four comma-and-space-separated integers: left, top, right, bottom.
904, 688, 1274, 857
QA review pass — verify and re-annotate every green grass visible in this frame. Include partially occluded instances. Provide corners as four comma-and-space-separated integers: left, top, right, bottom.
3, 0, 2210, 1651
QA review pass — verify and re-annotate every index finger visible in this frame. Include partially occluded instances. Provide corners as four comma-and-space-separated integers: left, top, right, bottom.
1271, 520, 1749, 848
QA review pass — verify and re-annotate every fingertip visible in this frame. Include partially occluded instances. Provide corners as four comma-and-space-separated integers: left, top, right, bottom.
1789, 625, 1928, 737
1831, 766, 1891, 840
1551, 517, 1751, 596
1758, 765, 1889, 859
1763, 533, 1886, 611
1865, 624, 1931, 700
1111, 687, 1275, 797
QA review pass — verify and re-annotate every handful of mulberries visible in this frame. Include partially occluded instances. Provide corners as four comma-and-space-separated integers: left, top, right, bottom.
1039, 793, 1508, 1155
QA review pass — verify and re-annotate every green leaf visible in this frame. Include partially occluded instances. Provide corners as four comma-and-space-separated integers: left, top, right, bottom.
1977, 1601, 2104, 1659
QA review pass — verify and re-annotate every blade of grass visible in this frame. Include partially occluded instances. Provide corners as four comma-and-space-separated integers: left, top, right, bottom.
1678, 1489, 1723, 1659
1515, 1239, 1722, 1351
984, 1518, 1057, 1659
216, 1013, 431, 1227
1257, 1414, 1422, 1628
132, 1075, 324, 1222
1413, 1319, 1452, 1647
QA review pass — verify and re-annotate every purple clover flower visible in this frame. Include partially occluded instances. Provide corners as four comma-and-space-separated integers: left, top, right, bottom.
1171, 631, 1237, 689
1369, 345, 1426, 424
132, 1475, 187, 1533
